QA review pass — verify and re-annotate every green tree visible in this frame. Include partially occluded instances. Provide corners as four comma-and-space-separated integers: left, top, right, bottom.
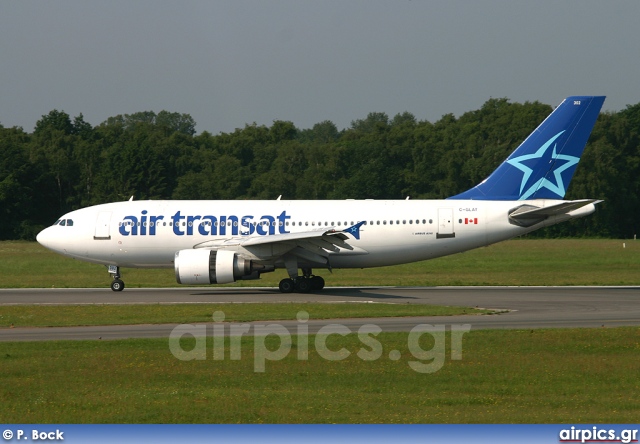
30, 110, 81, 216
0, 126, 41, 239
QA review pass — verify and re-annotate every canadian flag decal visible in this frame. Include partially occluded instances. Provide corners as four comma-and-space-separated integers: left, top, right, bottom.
464, 218, 478, 225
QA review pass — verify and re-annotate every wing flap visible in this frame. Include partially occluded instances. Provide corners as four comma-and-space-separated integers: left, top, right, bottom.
290, 246, 330, 265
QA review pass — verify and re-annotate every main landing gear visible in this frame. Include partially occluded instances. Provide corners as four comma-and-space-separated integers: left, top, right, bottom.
278, 268, 325, 294
108, 265, 125, 292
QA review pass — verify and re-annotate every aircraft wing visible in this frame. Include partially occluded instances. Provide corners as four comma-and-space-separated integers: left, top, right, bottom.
193, 222, 368, 265
241, 227, 349, 247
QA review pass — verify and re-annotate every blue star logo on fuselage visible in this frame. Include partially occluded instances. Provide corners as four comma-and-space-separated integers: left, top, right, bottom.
506, 130, 579, 200
343, 221, 366, 240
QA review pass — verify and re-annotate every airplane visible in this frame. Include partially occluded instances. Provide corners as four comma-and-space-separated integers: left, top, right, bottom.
36, 96, 606, 293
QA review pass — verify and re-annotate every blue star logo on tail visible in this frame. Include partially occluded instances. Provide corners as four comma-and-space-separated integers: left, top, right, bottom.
343, 221, 366, 240
506, 130, 580, 200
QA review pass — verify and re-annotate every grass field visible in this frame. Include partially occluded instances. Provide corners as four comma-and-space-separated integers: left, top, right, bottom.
1, 328, 639, 423
0, 303, 492, 328
1, 239, 639, 288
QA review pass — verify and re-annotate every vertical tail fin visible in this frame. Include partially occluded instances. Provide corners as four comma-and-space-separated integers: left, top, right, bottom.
449, 96, 605, 200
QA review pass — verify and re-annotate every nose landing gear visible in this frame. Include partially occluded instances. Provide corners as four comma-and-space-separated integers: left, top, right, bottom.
108, 265, 125, 292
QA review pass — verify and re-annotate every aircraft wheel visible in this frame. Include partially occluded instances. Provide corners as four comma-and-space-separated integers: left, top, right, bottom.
295, 278, 311, 293
279, 278, 295, 293
311, 276, 325, 291
110, 279, 125, 292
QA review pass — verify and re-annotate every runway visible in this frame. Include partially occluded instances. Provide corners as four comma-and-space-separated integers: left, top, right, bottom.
0, 286, 639, 341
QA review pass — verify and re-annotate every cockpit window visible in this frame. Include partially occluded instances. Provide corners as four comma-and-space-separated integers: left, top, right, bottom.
54, 219, 74, 227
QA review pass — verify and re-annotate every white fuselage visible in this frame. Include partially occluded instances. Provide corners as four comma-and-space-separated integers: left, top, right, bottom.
36, 198, 595, 270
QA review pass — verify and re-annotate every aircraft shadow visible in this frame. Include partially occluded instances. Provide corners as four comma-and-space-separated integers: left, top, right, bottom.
190, 287, 418, 300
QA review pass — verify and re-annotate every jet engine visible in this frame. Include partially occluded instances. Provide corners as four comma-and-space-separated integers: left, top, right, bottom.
174, 249, 272, 285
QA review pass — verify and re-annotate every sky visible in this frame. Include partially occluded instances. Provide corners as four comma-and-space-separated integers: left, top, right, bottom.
1, 1, 639, 134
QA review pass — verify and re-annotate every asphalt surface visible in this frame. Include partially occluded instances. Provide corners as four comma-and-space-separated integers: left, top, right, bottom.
0, 286, 639, 341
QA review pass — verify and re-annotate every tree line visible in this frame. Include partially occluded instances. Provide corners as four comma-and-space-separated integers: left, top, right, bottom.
1, 98, 639, 240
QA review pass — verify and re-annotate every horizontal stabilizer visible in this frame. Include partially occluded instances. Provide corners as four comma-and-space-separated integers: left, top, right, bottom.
509, 199, 602, 227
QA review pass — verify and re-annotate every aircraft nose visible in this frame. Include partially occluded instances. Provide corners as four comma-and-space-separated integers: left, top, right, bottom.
36, 227, 56, 250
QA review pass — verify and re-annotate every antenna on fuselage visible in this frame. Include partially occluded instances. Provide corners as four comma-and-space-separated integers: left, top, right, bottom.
129, 196, 134, 201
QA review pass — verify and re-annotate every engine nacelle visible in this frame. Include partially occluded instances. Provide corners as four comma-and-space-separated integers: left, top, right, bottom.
175, 249, 269, 285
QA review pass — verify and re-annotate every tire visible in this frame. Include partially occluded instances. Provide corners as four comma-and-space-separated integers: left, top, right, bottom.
279, 278, 295, 293
110, 279, 125, 292
311, 275, 325, 291
295, 278, 311, 293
